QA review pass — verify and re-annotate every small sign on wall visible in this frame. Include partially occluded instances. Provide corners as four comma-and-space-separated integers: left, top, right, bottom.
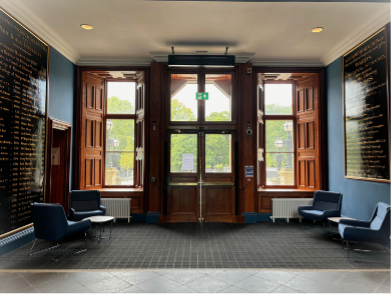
52, 147, 60, 165
245, 166, 254, 177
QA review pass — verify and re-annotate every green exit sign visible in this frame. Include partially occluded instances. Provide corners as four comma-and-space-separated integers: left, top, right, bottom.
196, 92, 209, 100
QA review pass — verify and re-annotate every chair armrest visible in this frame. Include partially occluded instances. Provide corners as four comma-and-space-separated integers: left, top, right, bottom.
339, 219, 370, 227
322, 209, 341, 218
298, 205, 313, 212
69, 207, 76, 221
100, 205, 106, 215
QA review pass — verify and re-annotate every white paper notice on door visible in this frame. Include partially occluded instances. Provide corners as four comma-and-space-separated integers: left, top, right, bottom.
181, 154, 194, 171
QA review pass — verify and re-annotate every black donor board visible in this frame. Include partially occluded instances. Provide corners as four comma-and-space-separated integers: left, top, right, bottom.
0, 8, 48, 236
343, 27, 390, 182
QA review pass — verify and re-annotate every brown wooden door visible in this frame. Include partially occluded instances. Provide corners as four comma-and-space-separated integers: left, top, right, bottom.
295, 74, 321, 190
167, 130, 235, 222
80, 73, 104, 190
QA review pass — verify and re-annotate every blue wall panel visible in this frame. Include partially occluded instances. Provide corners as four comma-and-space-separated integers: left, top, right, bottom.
326, 58, 390, 221
48, 47, 76, 190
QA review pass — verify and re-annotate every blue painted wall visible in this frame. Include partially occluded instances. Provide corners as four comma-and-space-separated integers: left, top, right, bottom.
325, 57, 391, 221
48, 47, 77, 190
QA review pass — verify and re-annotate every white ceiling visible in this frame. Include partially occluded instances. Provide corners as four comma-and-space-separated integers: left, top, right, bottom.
0, 0, 390, 66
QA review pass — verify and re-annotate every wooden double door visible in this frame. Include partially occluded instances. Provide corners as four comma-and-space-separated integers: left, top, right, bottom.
166, 130, 236, 222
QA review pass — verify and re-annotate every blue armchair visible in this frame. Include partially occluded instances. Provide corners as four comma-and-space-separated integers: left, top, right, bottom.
298, 190, 342, 227
339, 202, 390, 256
29, 203, 91, 261
69, 190, 106, 221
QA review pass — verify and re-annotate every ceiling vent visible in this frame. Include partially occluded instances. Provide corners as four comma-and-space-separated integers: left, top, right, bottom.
168, 55, 235, 67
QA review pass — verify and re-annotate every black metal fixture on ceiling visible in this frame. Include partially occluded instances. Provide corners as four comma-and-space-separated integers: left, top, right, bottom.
168, 46, 235, 67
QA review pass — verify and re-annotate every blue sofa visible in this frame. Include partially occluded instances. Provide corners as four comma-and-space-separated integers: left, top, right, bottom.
30, 203, 91, 261
69, 190, 106, 221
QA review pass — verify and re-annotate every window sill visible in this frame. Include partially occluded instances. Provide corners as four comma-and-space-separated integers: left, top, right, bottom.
258, 188, 316, 193
99, 187, 143, 192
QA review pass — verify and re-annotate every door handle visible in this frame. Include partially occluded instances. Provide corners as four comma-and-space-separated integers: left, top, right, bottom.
168, 183, 198, 186
203, 183, 234, 186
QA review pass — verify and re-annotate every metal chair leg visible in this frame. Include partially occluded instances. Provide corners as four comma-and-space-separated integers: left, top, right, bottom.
52, 248, 87, 262
28, 240, 61, 257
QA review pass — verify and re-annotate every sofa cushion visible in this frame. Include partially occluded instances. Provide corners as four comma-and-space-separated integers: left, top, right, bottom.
313, 200, 338, 211
74, 210, 105, 220
72, 200, 99, 211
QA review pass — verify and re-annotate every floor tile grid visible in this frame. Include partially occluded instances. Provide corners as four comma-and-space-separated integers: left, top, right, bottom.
0, 222, 389, 270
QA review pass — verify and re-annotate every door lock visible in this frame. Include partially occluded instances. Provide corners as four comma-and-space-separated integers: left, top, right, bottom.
246, 127, 253, 136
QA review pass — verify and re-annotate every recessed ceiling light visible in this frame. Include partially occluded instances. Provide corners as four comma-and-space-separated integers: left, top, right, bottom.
312, 27, 324, 33
81, 24, 93, 30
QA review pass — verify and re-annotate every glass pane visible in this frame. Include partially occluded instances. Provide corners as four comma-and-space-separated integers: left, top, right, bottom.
105, 152, 134, 185
266, 153, 294, 185
105, 119, 135, 186
205, 75, 231, 121
107, 81, 136, 114
205, 134, 231, 173
171, 74, 198, 121
265, 120, 294, 152
170, 134, 197, 172
265, 84, 293, 115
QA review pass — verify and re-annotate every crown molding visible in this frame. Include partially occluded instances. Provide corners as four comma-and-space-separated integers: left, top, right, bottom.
150, 52, 255, 63
251, 58, 324, 67
321, 8, 391, 66
77, 56, 152, 66
0, 0, 79, 64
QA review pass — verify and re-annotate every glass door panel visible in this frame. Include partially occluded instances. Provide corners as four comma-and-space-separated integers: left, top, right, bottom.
205, 74, 232, 121
170, 74, 198, 122
205, 134, 232, 173
170, 134, 198, 173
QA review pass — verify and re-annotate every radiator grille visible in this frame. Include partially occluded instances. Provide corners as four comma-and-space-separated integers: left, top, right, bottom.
101, 198, 131, 223
271, 198, 313, 223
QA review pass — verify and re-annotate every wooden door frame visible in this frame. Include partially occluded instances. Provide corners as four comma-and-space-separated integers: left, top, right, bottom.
253, 67, 326, 192
45, 117, 72, 212
75, 66, 150, 214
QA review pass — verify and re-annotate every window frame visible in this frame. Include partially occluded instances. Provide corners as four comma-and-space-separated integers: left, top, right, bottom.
261, 81, 297, 189
167, 68, 236, 126
103, 78, 137, 188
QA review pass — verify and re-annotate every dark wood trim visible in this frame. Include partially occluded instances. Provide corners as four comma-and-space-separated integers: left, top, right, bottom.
45, 117, 72, 213
74, 67, 82, 190
253, 67, 326, 212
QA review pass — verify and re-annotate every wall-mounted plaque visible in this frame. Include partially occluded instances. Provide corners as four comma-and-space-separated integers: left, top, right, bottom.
0, 8, 48, 237
343, 26, 390, 182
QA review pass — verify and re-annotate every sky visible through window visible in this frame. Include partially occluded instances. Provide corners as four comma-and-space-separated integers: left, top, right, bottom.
172, 83, 230, 117
265, 84, 293, 114
107, 82, 136, 111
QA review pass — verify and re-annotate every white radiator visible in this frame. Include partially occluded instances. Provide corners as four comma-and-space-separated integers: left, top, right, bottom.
101, 198, 131, 223
270, 198, 313, 223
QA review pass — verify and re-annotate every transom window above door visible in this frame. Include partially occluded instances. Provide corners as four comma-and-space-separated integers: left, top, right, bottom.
170, 73, 233, 123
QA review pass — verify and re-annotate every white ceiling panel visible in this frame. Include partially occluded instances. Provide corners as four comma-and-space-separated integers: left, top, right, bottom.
0, 0, 389, 65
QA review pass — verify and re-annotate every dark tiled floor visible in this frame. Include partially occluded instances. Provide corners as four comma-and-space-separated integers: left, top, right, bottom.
0, 222, 389, 269
0, 269, 390, 293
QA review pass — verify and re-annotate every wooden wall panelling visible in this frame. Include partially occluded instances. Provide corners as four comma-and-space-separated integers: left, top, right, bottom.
148, 63, 165, 215
258, 191, 314, 213
100, 190, 144, 214
238, 63, 256, 217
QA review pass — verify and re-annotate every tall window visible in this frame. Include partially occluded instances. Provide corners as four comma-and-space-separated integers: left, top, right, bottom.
105, 81, 136, 186
263, 83, 295, 187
